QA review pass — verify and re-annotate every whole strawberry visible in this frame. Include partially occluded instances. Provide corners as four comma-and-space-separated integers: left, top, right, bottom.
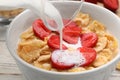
103, 0, 119, 12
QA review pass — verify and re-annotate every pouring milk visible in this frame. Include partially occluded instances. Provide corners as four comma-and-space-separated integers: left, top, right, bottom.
0, 0, 85, 66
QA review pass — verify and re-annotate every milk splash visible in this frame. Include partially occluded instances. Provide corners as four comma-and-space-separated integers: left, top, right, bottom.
52, 50, 86, 66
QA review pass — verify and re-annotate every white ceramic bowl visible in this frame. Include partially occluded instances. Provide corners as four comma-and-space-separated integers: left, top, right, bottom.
6, 1, 120, 80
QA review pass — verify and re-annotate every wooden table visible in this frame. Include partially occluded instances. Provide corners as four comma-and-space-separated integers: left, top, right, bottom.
0, 1, 120, 80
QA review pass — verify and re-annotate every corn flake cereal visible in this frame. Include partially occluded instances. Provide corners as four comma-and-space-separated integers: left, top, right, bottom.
17, 12, 118, 72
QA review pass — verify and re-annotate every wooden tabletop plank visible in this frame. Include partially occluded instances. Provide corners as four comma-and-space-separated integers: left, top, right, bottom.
0, 75, 25, 80
0, 42, 21, 74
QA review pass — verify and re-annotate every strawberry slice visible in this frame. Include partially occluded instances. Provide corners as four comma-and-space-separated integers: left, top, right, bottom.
78, 47, 97, 66
63, 26, 82, 44
51, 47, 97, 69
85, 0, 97, 4
81, 33, 98, 48
63, 26, 81, 36
103, 0, 119, 12
33, 19, 51, 40
63, 35, 79, 44
51, 50, 75, 70
47, 35, 67, 50
63, 19, 78, 27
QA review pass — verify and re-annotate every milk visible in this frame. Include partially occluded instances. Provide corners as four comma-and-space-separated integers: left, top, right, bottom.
52, 50, 86, 66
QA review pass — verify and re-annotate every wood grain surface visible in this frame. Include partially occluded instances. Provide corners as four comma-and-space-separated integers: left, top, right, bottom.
0, 1, 120, 80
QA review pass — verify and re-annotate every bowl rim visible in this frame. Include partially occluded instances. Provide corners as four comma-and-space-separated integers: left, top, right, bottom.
6, 1, 120, 76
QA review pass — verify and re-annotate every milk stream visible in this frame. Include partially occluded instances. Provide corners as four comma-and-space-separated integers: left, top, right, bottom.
0, 0, 64, 50
0, 0, 83, 51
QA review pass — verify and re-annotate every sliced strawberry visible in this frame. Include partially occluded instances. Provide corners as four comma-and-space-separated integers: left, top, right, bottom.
103, 0, 119, 12
47, 35, 67, 50
63, 34, 79, 44
63, 19, 78, 27
63, 26, 82, 44
51, 47, 97, 69
33, 19, 51, 40
78, 47, 97, 66
63, 26, 81, 36
51, 50, 75, 70
85, 0, 97, 4
81, 33, 98, 48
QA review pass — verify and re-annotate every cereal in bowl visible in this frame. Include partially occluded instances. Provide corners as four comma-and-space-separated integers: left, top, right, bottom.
17, 12, 118, 72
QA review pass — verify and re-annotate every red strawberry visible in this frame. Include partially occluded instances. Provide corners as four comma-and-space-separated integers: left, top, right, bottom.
53, 19, 78, 34
97, 0, 103, 2
51, 47, 97, 69
47, 35, 67, 50
81, 33, 98, 48
33, 19, 51, 40
63, 25, 81, 36
103, 0, 119, 12
63, 26, 82, 44
78, 47, 97, 66
63, 19, 78, 27
51, 50, 75, 70
63, 35, 79, 44
85, 0, 97, 4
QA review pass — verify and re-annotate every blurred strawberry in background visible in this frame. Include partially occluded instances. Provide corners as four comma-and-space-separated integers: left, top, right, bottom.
103, 0, 119, 12
84, 0, 119, 12
85, 0, 97, 4
97, 0, 103, 2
